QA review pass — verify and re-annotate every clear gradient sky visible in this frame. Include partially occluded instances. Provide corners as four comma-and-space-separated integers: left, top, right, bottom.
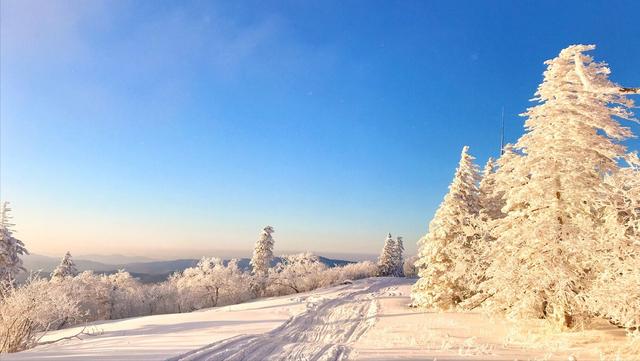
1, 1, 639, 260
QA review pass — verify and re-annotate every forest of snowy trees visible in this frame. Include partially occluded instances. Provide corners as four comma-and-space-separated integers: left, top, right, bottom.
411, 45, 640, 334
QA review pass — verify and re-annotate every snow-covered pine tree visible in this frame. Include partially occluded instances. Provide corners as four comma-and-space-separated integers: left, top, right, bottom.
249, 226, 275, 297
377, 233, 396, 277
612, 153, 640, 243
478, 157, 503, 221
460, 156, 507, 307
411, 146, 481, 309
586, 153, 640, 330
480, 45, 637, 328
601, 153, 640, 247
51, 251, 79, 280
0, 202, 28, 287
392, 236, 405, 277
250, 226, 275, 276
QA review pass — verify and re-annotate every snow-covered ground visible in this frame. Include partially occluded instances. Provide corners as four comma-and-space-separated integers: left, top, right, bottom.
3, 278, 636, 361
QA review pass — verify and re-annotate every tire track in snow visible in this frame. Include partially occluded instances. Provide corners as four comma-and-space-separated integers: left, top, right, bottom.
166, 279, 392, 361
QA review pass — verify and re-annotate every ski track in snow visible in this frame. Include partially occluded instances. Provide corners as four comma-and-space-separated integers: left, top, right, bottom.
167, 279, 391, 361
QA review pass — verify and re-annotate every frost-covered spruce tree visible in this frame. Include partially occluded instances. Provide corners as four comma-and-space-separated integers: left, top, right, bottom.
460, 156, 506, 304
51, 251, 79, 280
392, 236, 405, 277
249, 226, 275, 296
586, 154, 640, 330
0, 202, 28, 287
377, 233, 396, 276
250, 226, 275, 276
478, 157, 503, 221
604, 153, 640, 245
601, 153, 640, 247
481, 45, 637, 328
411, 146, 481, 309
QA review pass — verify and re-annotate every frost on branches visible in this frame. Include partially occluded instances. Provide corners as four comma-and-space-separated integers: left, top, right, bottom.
0, 276, 83, 353
402, 255, 418, 278
411, 146, 482, 309
51, 252, 79, 280
477, 45, 639, 329
478, 157, 503, 221
173, 258, 252, 310
267, 253, 327, 294
586, 155, 640, 330
0, 202, 28, 287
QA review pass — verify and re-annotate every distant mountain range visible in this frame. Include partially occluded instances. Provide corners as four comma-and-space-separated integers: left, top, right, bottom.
20, 253, 354, 284
76, 254, 159, 264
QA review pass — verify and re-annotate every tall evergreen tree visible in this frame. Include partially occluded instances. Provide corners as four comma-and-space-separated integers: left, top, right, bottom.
377, 233, 396, 276
478, 157, 503, 221
51, 251, 79, 280
462, 156, 508, 304
0, 202, 28, 286
411, 146, 481, 309
250, 226, 275, 276
392, 236, 405, 277
586, 155, 640, 329
481, 45, 637, 327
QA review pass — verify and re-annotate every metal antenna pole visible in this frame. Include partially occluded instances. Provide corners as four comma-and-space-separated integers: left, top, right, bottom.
500, 107, 505, 156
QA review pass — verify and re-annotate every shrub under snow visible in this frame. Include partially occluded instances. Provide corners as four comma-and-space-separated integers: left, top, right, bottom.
267, 253, 327, 295
402, 255, 418, 278
173, 258, 253, 311
0, 277, 83, 353
319, 260, 378, 287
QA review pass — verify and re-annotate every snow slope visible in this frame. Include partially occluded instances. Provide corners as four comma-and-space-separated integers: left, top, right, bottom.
3, 278, 636, 361
2, 283, 309, 361
353, 282, 635, 360
168, 278, 384, 361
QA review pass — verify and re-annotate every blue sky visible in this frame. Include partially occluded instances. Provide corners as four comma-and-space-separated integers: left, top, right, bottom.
2, 0, 639, 259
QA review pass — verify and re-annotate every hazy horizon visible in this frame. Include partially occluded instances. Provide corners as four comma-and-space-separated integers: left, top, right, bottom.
29, 248, 379, 263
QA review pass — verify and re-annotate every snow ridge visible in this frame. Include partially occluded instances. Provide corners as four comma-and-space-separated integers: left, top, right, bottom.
166, 279, 387, 361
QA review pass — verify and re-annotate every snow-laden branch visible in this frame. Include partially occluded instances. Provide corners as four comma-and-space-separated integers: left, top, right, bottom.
36, 326, 99, 346
574, 53, 639, 95
620, 87, 639, 94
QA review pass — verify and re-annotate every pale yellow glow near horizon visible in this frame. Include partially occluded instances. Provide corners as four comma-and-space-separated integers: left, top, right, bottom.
9, 204, 386, 260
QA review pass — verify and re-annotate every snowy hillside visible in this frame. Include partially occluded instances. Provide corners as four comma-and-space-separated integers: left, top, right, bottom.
4, 278, 634, 361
